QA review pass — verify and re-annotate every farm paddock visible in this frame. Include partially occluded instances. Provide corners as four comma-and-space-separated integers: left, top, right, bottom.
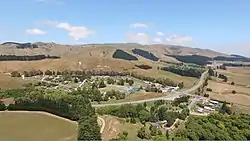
0, 111, 77, 141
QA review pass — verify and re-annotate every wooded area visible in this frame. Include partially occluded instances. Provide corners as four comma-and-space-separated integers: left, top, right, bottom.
112, 49, 138, 61
167, 55, 212, 65
161, 64, 206, 78
174, 113, 250, 140
132, 49, 159, 61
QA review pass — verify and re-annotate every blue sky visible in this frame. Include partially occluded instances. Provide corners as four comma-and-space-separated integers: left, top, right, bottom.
0, 0, 250, 56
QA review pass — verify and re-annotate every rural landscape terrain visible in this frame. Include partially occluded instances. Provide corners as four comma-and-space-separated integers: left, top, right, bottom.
0, 41, 250, 140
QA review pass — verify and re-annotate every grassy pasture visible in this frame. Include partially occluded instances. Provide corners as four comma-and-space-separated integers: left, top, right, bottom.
208, 67, 250, 108
217, 67, 250, 86
0, 111, 77, 140
0, 73, 37, 89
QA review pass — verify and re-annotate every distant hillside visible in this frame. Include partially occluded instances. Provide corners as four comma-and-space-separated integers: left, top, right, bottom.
214, 56, 250, 62
132, 48, 159, 61
0, 41, 233, 72
112, 49, 138, 61
148, 45, 228, 58
1, 42, 38, 49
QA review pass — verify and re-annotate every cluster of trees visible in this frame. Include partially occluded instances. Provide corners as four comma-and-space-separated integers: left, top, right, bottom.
137, 125, 171, 140
135, 64, 153, 70
103, 90, 126, 101
132, 49, 159, 61
11, 70, 44, 77
72, 86, 103, 103
125, 78, 134, 86
112, 49, 138, 61
106, 77, 116, 84
217, 65, 227, 70
161, 64, 206, 78
145, 84, 162, 93
11, 69, 178, 87
218, 74, 228, 82
131, 73, 177, 87
167, 55, 212, 65
0, 101, 6, 111
172, 95, 190, 106
0, 55, 60, 61
173, 113, 250, 140
0, 88, 101, 140
97, 97, 190, 127
71, 83, 127, 103
11, 69, 91, 79
116, 79, 125, 86
208, 68, 228, 82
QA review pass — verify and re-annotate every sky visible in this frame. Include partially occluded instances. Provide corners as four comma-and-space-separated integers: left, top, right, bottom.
0, 0, 250, 56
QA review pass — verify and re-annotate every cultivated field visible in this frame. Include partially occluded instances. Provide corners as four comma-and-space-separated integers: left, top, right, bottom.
208, 67, 250, 107
0, 111, 77, 140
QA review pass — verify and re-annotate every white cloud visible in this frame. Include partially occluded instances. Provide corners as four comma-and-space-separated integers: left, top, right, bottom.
153, 38, 162, 43
126, 32, 150, 44
126, 32, 192, 45
165, 35, 192, 44
26, 28, 46, 35
130, 23, 148, 28
42, 20, 94, 40
156, 32, 164, 36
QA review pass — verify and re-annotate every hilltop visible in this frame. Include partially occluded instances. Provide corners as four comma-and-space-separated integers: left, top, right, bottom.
0, 42, 229, 74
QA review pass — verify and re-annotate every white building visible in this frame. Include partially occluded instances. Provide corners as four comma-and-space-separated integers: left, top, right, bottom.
197, 107, 204, 113
204, 106, 215, 112
209, 100, 219, 105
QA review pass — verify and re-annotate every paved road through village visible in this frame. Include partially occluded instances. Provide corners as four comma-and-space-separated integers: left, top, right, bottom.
93, 70, 208, 107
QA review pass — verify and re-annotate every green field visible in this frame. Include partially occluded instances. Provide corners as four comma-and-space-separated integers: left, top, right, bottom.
0, 111, 77, 140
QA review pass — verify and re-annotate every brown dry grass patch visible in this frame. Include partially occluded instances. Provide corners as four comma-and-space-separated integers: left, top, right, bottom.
208, 80, 250, 106
217, 67, 250, 86
0, 73, 36, 89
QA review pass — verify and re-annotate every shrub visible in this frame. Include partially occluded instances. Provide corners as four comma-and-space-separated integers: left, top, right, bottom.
135, 64, 153, 70
232, 90, 236, 94
206, 88, 212, 91
130, 118, 136, 124
204, 93, 209, 97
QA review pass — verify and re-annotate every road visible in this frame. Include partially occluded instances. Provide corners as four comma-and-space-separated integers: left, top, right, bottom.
97, 116, 105, 133
41, 76, 72, 89
181, 69, 209, 94
78, 79, 87, 88
92, 70, 208, 107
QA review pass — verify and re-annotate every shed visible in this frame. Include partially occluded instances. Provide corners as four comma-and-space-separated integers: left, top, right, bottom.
151, 123, 160, 127
209, 100, 219, 104
204, 106, 215, 111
